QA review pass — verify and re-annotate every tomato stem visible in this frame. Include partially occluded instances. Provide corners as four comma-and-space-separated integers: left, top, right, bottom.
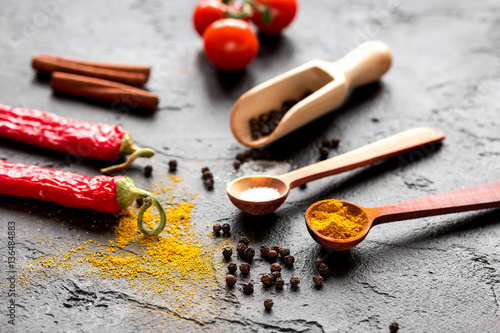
244, 0, 273, 25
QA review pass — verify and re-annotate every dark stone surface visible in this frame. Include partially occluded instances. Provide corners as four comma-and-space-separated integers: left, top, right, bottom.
1, 0, 499, 332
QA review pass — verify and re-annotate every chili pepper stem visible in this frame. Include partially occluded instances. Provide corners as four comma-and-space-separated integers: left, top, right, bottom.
116, 176, 167, 236
100, 133, 155, 174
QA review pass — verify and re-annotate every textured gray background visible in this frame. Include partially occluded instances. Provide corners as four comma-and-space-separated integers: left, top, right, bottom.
0, 0, 499, 332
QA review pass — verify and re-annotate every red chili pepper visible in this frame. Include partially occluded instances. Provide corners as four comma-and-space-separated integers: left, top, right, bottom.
0, 160, 166, 235
0, 104, 154, 174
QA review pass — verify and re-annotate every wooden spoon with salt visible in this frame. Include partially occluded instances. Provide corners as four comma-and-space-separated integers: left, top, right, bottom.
227, 127, 445, 215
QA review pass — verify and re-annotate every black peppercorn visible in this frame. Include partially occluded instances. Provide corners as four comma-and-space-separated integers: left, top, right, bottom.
212, 223, 222, 234
144, 165, 153, 177
236, 243, 247, 256
136, 198, 144, 207
319, 147, 330, 160
261, 273, 273, 286
271, 245, 280, 253
283, 255, 295, 267
318, 263, 330, 278
221, 223, 230, 235
389, 322, 399, 332
274, 277, 284, 289
270, 263, 282, 272
235, 152, 246, 162
239, 262, 251, 275
267, 250, 278, 260
238, 236, 250, 247
279, 247, 290, 258
264, 298, 274, 310
202, 171, 213, 180
168, 159, 177, 171
222, 247, 232, 260
331, 136, 341, 149
227, 263, 237, 274
233, 159, 241, 170
201, 166, 209, 173
242, 282, 254, 294
204, 178, 214, 188
271, 271, 281, 281
313, 275, 324, 287
244, 246, 255, 261
290, 277, 300, 288
314, 258, 324, 267
226, 274, 236, 286
243, 150, 252, 159
259, 244, 270, 257
299, 184, 307, 190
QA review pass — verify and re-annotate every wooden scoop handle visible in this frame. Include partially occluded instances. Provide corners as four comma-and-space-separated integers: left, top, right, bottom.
370, 181, 500, 225
335, 40, 392, 89
279, 127, 445, 188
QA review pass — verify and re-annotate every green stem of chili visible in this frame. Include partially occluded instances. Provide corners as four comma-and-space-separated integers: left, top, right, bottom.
100, 133, 155, 174
116, 176, 167, 236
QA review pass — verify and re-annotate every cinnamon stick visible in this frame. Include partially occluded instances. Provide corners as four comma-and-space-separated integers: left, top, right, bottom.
33, 55, 150, 86
50, 72, 159, 110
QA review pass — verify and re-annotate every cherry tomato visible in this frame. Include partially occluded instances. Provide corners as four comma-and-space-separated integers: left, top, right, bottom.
192, 0, 245, 36
250, 0, 298, 34
203, 19, 259, 71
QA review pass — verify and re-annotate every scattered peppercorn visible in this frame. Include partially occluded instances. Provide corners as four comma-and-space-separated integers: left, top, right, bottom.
283, 255, 295, 267
267, 250, 278, 260
261, 273, 273, 286
319, 147, 330, 160
236, 243, 247, 256
389, 322, 399, 332
227, 263, 237, 274
331, 136, 341, 148
290, 277, 300, 287
271, 271, 281, 280
242, 282, 254, 294
244, 246, 255, 261
144, 165, 153, 177
299, 184, 307, 190
238, 236, 250, 247
202, 171, 213, 180
222, 247, 233, 260
233, 159, 241, 170
226, 274, 236, 286
168, 159, 177, 171
239, 262, 251, 275
201, 166, 209, 173
204, 178, 214, 188
259, 244, 270, 257
279, 247, 290, 258
244, 150, 252, 159
274, 277, 284, 289
314, 258, 324, 267
270, 263, 282, 273
136, 198, 144, 207
271, 245, 280, 253
235, 152, 246, 162
221, 223, 230, 235
313, 275, 324, 287
212, 223, 222, 234
264, 298, 274, 310
318, 263, 330, 278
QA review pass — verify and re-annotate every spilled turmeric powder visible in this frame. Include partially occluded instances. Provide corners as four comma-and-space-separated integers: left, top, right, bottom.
309, 200, 367, 239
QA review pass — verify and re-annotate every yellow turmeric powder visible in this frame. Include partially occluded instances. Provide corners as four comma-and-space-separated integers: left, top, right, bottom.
309, 200, 367, 239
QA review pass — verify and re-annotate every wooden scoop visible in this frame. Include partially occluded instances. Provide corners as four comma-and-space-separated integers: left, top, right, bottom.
305, 181, 500, 251
230, 40, 392, 148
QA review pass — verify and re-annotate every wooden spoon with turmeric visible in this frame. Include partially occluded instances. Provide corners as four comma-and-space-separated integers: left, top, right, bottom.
305, 181, 500, 251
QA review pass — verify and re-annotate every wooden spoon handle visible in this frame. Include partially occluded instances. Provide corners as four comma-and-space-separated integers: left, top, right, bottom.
334, 40, 392, 89
373, 181, 500, 225
279, 127, 445, 188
